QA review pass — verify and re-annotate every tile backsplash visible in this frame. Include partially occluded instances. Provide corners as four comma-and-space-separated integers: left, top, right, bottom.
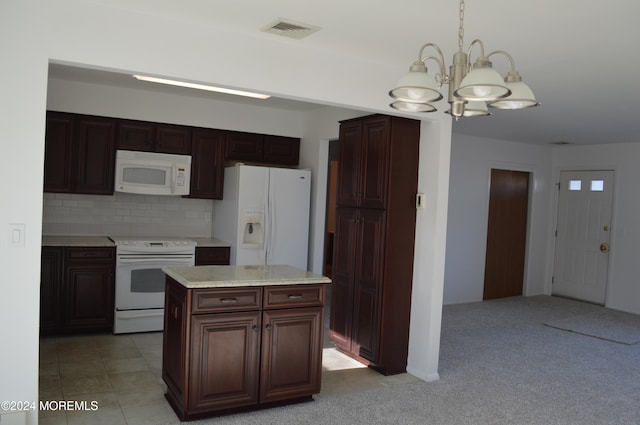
42, 192, 213, 237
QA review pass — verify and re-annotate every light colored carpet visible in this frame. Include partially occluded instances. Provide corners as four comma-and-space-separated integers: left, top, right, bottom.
162, 296, 640, 425
544, 308, 640, 345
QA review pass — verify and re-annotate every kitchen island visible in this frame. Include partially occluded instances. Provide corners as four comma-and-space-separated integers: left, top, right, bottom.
161, 264, 331, 421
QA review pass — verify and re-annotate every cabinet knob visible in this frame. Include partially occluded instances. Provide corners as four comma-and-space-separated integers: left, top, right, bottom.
266, 324, 272, 331
252, 325, 259, 332
287, 294, 303, 300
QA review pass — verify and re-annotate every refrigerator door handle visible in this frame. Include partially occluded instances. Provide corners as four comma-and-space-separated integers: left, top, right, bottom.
268, 192, 276, 264
262, 202, 268, 264
265, 178, 274, 264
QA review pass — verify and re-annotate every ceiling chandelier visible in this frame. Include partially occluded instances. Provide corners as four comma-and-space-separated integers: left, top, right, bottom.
388, 0, 539, 118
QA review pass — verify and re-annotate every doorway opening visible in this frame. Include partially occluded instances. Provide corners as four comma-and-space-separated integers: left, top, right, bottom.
323, 139, 339, 279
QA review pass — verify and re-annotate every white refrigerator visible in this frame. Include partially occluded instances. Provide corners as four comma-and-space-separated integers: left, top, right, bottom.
213, 165, 312, 270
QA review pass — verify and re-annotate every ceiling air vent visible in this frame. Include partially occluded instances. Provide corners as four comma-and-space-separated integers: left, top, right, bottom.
261, 18, 321, 40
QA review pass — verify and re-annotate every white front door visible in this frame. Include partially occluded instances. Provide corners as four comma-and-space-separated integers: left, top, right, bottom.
552, 170, 614, 304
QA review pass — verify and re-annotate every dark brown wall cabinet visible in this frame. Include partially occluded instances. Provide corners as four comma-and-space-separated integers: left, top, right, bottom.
40, 246, 115, 336
45, 111, 302, 199
44, 112, 116, 195
329, 114, 419, 375
195, 246, 230, 265
188, 129, 225, 200
163, 278, 324, 420
117, 119, 191, 155
225, 132, 300, 166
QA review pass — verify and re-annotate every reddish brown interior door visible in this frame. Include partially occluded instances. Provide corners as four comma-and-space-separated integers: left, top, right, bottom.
483, 169, 530, 300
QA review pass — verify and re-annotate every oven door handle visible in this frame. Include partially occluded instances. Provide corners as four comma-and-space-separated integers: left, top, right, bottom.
117, 256, 194, 264
117, 310, 165, 319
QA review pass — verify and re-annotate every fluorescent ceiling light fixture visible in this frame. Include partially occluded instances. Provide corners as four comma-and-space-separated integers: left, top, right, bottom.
133, 75, 271, 99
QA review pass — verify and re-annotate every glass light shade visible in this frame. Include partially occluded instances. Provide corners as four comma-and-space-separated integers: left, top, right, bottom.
446, 100, 490, 117
488, 81, 539, 109
390, 101, 436, 113
454, 66, 510, 101
465, 101, 490, 116
389, 67, 443, 103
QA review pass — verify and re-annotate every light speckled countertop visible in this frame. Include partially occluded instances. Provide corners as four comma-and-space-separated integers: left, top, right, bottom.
191, 238, 231, 248
42, 235, 115, 247
163, 264, 331, 289
41, 235, 230, 248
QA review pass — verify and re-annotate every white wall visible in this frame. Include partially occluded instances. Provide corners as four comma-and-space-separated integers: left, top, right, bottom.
0, 2, 46, 424
47, 78, 305, 137
407, 119, 452, 381
444, 134, 553, 304
0, 2, 451, 420
552, 143, 640, 314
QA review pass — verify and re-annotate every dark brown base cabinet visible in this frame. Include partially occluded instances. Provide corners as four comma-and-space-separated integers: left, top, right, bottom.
40, 246, 115, 336
194, 246, 231, 266
162, 277, 325, 420
329, 114, 419, 375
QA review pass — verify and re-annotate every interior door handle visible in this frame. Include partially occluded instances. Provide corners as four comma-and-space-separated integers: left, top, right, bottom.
600, 243, 610, 253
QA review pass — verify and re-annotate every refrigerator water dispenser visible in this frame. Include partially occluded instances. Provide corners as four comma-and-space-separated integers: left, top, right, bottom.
241, 209, 264, 247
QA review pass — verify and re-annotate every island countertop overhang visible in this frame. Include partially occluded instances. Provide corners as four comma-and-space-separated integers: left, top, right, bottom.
163, 264, 331, 289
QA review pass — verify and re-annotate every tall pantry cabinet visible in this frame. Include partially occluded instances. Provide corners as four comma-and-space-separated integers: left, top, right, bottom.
329, 114, 420, 375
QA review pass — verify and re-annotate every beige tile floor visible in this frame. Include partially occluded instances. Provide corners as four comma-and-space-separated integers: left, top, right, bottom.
38, 332, 419, 425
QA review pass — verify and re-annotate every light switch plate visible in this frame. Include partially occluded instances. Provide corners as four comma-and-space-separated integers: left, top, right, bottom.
7, 223, 25, 248
416, 193, 425, 209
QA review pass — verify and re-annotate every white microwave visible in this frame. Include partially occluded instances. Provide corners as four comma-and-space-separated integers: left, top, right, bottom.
114, 150, 191, 196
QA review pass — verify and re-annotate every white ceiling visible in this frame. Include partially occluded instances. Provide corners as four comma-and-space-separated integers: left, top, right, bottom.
53, 0, 640, 146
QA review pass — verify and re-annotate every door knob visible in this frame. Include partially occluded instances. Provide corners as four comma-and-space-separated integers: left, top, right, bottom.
600, 243, 610, 253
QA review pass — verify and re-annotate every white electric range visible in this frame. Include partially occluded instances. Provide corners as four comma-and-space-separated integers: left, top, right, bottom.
110, 237, 196, 334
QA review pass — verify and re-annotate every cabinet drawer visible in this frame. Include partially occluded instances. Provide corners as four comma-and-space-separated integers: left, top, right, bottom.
263, 285, 324, 309
65, 247, 115, 262
192, 287, 262, 314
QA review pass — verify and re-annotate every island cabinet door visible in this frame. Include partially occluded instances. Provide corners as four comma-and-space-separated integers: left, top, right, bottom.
189, 311, 261, 412
259, 306, 323, 404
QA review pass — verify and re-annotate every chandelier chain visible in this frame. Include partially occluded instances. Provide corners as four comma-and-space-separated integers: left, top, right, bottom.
458, 0, 465, 51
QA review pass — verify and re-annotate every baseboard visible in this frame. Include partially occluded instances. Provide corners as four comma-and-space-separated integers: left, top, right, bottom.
406, 366, 440, 382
